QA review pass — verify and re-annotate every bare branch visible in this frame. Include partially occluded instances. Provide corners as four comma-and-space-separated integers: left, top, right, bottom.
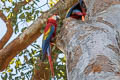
0, 11, 13, 49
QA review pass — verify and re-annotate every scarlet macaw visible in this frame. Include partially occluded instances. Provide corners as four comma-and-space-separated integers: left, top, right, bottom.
42, 15, 60, 77
66, 0, 86, 21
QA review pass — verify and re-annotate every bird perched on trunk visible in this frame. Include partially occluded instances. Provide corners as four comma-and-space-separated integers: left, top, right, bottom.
42, 15, 60, 77
66, 0, 86, 21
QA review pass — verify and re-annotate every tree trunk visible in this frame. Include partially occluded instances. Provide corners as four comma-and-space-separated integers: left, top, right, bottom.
57, 1, 120, 80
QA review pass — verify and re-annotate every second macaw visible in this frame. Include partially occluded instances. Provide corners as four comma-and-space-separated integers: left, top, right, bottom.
66, 0, 86, 21
42, 15, 60, 77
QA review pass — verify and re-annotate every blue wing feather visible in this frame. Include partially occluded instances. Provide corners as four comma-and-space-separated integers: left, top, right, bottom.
72, 9, 81, 14
66, 3, 79, 18
42, 25, 55, 55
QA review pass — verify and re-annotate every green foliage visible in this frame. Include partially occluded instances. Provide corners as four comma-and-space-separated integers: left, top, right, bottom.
0, 0, 66, 80
1, 0, 44, 34
55, 54, 67, 80
49, 0, 59, 8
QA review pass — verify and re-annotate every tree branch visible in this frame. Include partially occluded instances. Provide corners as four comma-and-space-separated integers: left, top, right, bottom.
0, 0, 78, 71
0, 0, 33, 49
0, 11, 13, 49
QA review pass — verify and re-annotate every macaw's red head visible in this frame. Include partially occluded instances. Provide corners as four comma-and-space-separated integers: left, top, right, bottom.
49, 14, 60, 21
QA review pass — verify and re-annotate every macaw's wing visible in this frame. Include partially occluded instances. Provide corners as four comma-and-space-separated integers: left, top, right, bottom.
42, 25, 55, 55
66, 2, 79, 18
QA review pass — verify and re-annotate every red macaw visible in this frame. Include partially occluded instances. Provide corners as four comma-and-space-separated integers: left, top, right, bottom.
42, 15, 60, 77
66, 0, 86, 21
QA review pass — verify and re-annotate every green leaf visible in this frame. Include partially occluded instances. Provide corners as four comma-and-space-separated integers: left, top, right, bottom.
1, 75, 4, 79
5, 8, 10, 12
31, 44, 40, 49
9, 73, 12, 79
15, 24, 19, 34
8, 0, 12, 2
10, 58, 15, 64
7, 69, 13, 72
7, 12, 12, 19
19, 13, 25, 19
21, 27, 27, 32
15, 59, 22, 68
36, 0, 40, 2
26, 0, 29, 2
21, 72, 24, 76
26, 18, 31, 22
19, 51, 24, 56
1, 0, 5, 2
4, 73, 8, 80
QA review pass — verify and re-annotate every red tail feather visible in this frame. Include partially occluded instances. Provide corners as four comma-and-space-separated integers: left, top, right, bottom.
48, 55, 54, 77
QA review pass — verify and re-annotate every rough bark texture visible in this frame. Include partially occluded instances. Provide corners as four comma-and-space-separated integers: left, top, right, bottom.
56, 0, 120, 80
32, 60, 50, 80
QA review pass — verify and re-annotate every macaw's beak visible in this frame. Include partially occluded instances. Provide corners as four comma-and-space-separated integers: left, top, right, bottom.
81, 8, 86, 21
56, 15, 60, 20
82, 16, 85, 21
81, 7, 86, 21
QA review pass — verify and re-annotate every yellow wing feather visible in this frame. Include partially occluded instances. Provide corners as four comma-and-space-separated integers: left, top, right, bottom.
43, 27, 51, 40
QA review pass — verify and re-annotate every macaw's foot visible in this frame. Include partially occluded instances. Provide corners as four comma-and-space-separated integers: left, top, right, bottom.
50, 42, 56, 46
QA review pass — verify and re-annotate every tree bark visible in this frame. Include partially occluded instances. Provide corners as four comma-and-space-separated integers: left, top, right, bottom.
56, 0, 120, 80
